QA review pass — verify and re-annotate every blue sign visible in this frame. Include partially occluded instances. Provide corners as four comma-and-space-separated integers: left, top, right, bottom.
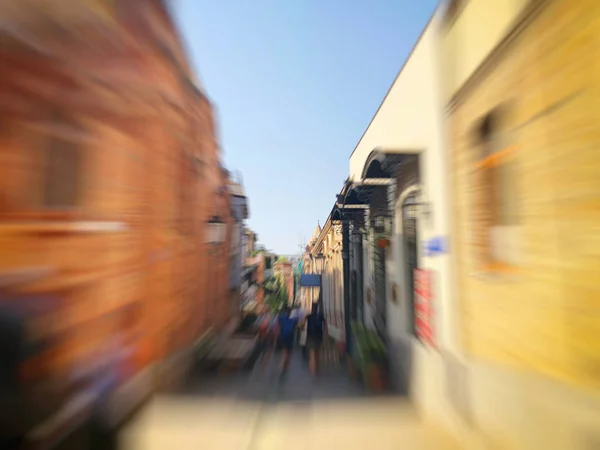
423, 236, 447, 257
299, 274, 321, 287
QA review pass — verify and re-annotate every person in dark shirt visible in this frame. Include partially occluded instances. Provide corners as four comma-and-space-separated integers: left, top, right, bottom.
275, 307, 297, 377
304, 303, 326, 380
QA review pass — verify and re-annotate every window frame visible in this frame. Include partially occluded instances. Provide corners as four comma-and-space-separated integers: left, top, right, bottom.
42, 132, 83, 210
473, 109, 520, 274
0, 113, 86, 219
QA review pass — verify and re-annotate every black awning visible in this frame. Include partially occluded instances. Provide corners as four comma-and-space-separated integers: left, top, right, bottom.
361, 150, 406, 180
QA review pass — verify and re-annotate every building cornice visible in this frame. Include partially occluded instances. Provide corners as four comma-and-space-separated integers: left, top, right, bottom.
445, 0, 550, 113
311, 215, 332, 257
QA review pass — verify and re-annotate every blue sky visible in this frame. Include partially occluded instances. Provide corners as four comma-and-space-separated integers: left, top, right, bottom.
173, 0, 438, 254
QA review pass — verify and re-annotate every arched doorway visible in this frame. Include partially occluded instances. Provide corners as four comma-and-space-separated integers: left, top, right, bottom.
402, 191, 419, 336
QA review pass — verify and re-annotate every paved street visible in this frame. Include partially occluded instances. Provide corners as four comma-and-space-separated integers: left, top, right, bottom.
120, 353, 459, 450
185, 348, 368, 402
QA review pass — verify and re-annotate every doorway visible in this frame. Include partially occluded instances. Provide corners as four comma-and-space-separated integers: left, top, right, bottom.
350, 232, 364, 324
373, 234, 387, 337
402, 192, 419, 336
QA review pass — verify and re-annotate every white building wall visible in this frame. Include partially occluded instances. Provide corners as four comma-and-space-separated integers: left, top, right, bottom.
349, 13, 436, 182
348, 10, 461, 433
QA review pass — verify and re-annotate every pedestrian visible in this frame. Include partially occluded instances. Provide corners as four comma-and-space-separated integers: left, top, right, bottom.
304, 303, 327, 380
299, 310, 309, 361
256, 312, 275, 371
274, 307, 298, 377
290, 306, 304, 351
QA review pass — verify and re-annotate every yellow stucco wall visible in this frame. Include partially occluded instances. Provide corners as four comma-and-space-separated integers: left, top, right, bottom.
450, 0, 600, 390
442, 0, 529, 103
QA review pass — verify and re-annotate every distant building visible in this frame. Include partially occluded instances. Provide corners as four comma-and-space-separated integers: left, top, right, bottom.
277, 255, 302, 267
273, 259, 294, 305
244, 228, 258, 261
262, 252, 276, 281
227, 175, 249, 318
298, 224, 327, 314
305, 220, 344, 342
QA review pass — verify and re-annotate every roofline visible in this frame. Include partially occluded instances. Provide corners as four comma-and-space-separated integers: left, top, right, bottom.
310, 181, 346, 254
311, 214, 333, 256
348, 7, 440, 160
158, 0, 209, 95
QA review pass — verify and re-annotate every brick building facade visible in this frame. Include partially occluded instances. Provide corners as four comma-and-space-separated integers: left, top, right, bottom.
0, 0, 233, 404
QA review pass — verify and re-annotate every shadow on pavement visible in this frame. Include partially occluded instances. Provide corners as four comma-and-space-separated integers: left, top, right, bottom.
178, 352, 405, 403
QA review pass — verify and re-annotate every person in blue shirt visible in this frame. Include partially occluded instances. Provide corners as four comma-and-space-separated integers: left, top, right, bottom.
275, 306, 297, 376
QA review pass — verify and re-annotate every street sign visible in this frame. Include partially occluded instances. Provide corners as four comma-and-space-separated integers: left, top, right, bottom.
299, 274, 321, 287
423, 236, 447, 257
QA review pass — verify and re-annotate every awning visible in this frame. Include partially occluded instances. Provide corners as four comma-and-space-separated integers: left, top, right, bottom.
331, 179, 370, 222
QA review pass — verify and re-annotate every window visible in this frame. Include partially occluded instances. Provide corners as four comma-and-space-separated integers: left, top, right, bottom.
178, 150, 196, 234
474, 109, 520, 270
43, 121, 83, 209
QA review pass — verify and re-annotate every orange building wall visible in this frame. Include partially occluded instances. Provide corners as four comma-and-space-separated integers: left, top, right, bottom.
0, 0, 232, 387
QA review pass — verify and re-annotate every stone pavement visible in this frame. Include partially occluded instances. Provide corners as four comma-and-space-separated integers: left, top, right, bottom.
120, 353, 459, 450
185, 350, 369, 402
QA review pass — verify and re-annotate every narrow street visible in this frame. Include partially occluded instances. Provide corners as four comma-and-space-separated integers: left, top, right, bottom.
1, 2, 596, 450
120, 354, 459, 450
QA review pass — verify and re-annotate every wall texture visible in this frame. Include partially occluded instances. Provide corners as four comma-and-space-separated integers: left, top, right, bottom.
0, 0, 233, 391
447, 0, 600, 447
450, 0, 600, 389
